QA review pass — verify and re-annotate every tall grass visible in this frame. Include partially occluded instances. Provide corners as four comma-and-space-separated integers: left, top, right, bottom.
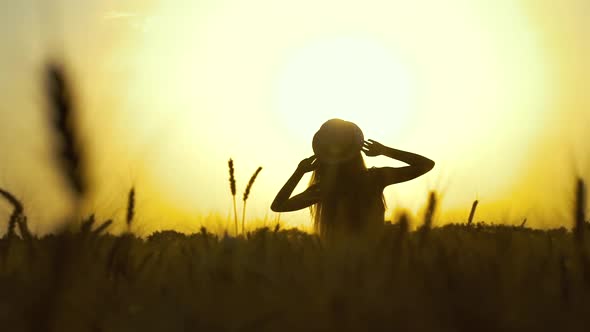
228, 159, 238, 235
32, 61, 90, 332
92, 219, 113, 235
2, 217, 589, 331
46, 62, 85, 199
573, 178, 589, 284
242, 166, 262, 234
420, 191, 437, 232
126, 187, 136, 232
0, 188, 24, 238
574, 178, 586, 245
467, 200, 478, 226
226, 161, 263, 235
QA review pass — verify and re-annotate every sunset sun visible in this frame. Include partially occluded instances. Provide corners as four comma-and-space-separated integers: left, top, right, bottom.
275, 37, 415, 143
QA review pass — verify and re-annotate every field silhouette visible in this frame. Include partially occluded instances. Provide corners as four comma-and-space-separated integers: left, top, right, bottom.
2, 212, 590, 331
1, 62, 590, 332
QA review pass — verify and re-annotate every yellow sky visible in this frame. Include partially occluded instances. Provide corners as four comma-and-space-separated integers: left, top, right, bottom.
0, 0, 588, 234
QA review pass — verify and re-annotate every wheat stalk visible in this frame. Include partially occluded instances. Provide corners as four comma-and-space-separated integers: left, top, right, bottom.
228, 159, 238, 235
397, 212, 409, 236
0, 188, 24, 237
574, 178, 586, 245
467, 200, 478, 226
92, 219, 113, 235
126, 187, 136, 232
423, 191, 437, 230
16, 215, 32, 243
242, 167, 262, 234
33, 61, 87, 332
573, 178, 590, 285
418, 191, 437, 244
46, 63, 85, 198
393, 212, 410, 263
80, 214, 95, 233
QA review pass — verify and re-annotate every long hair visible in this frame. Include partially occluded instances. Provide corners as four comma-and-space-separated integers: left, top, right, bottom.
309, 153, 386, 238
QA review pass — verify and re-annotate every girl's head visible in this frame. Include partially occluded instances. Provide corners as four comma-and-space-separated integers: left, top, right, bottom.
312, 119, 364, 165
309, 119, 383, 238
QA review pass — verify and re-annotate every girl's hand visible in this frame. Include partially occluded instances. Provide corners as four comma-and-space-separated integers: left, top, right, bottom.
362, 139, 387, 157
297, 155, 318, 173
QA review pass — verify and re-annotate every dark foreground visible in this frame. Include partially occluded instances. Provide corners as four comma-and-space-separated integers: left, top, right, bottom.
1, 222, 590, 332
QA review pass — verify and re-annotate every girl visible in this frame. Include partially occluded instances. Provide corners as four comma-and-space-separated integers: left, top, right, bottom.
271, 119, 434, 239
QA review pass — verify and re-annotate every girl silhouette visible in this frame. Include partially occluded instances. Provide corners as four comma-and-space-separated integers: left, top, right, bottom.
271, 119, 434, 239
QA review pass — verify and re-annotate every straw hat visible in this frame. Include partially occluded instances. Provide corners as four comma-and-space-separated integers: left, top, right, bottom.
312, 119, 364, 164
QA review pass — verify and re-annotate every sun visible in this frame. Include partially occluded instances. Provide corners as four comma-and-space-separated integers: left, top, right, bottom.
274, 37, 416, 144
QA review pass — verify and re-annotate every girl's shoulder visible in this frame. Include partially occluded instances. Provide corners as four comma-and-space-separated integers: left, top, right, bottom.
367, 166, 380, 176
366, 167, 385, 186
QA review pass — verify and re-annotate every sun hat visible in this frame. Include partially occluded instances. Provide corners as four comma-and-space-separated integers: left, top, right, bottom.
312, 119, 364, 164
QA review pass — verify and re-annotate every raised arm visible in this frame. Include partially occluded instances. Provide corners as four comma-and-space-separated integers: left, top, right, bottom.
271, 155, 320, 212
362, 139, 435, 187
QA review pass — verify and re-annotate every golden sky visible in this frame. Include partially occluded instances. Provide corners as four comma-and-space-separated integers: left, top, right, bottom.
0, 0, 588, 234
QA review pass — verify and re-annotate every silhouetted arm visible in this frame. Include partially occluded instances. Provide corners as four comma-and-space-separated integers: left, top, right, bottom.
362, 139, 434, 187
271, 156, 320, 212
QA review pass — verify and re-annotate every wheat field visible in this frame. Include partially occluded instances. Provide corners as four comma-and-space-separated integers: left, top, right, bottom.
1, 214, 590, 332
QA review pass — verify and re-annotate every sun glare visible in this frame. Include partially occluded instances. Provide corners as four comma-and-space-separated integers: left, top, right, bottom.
275, 37, 415, 143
